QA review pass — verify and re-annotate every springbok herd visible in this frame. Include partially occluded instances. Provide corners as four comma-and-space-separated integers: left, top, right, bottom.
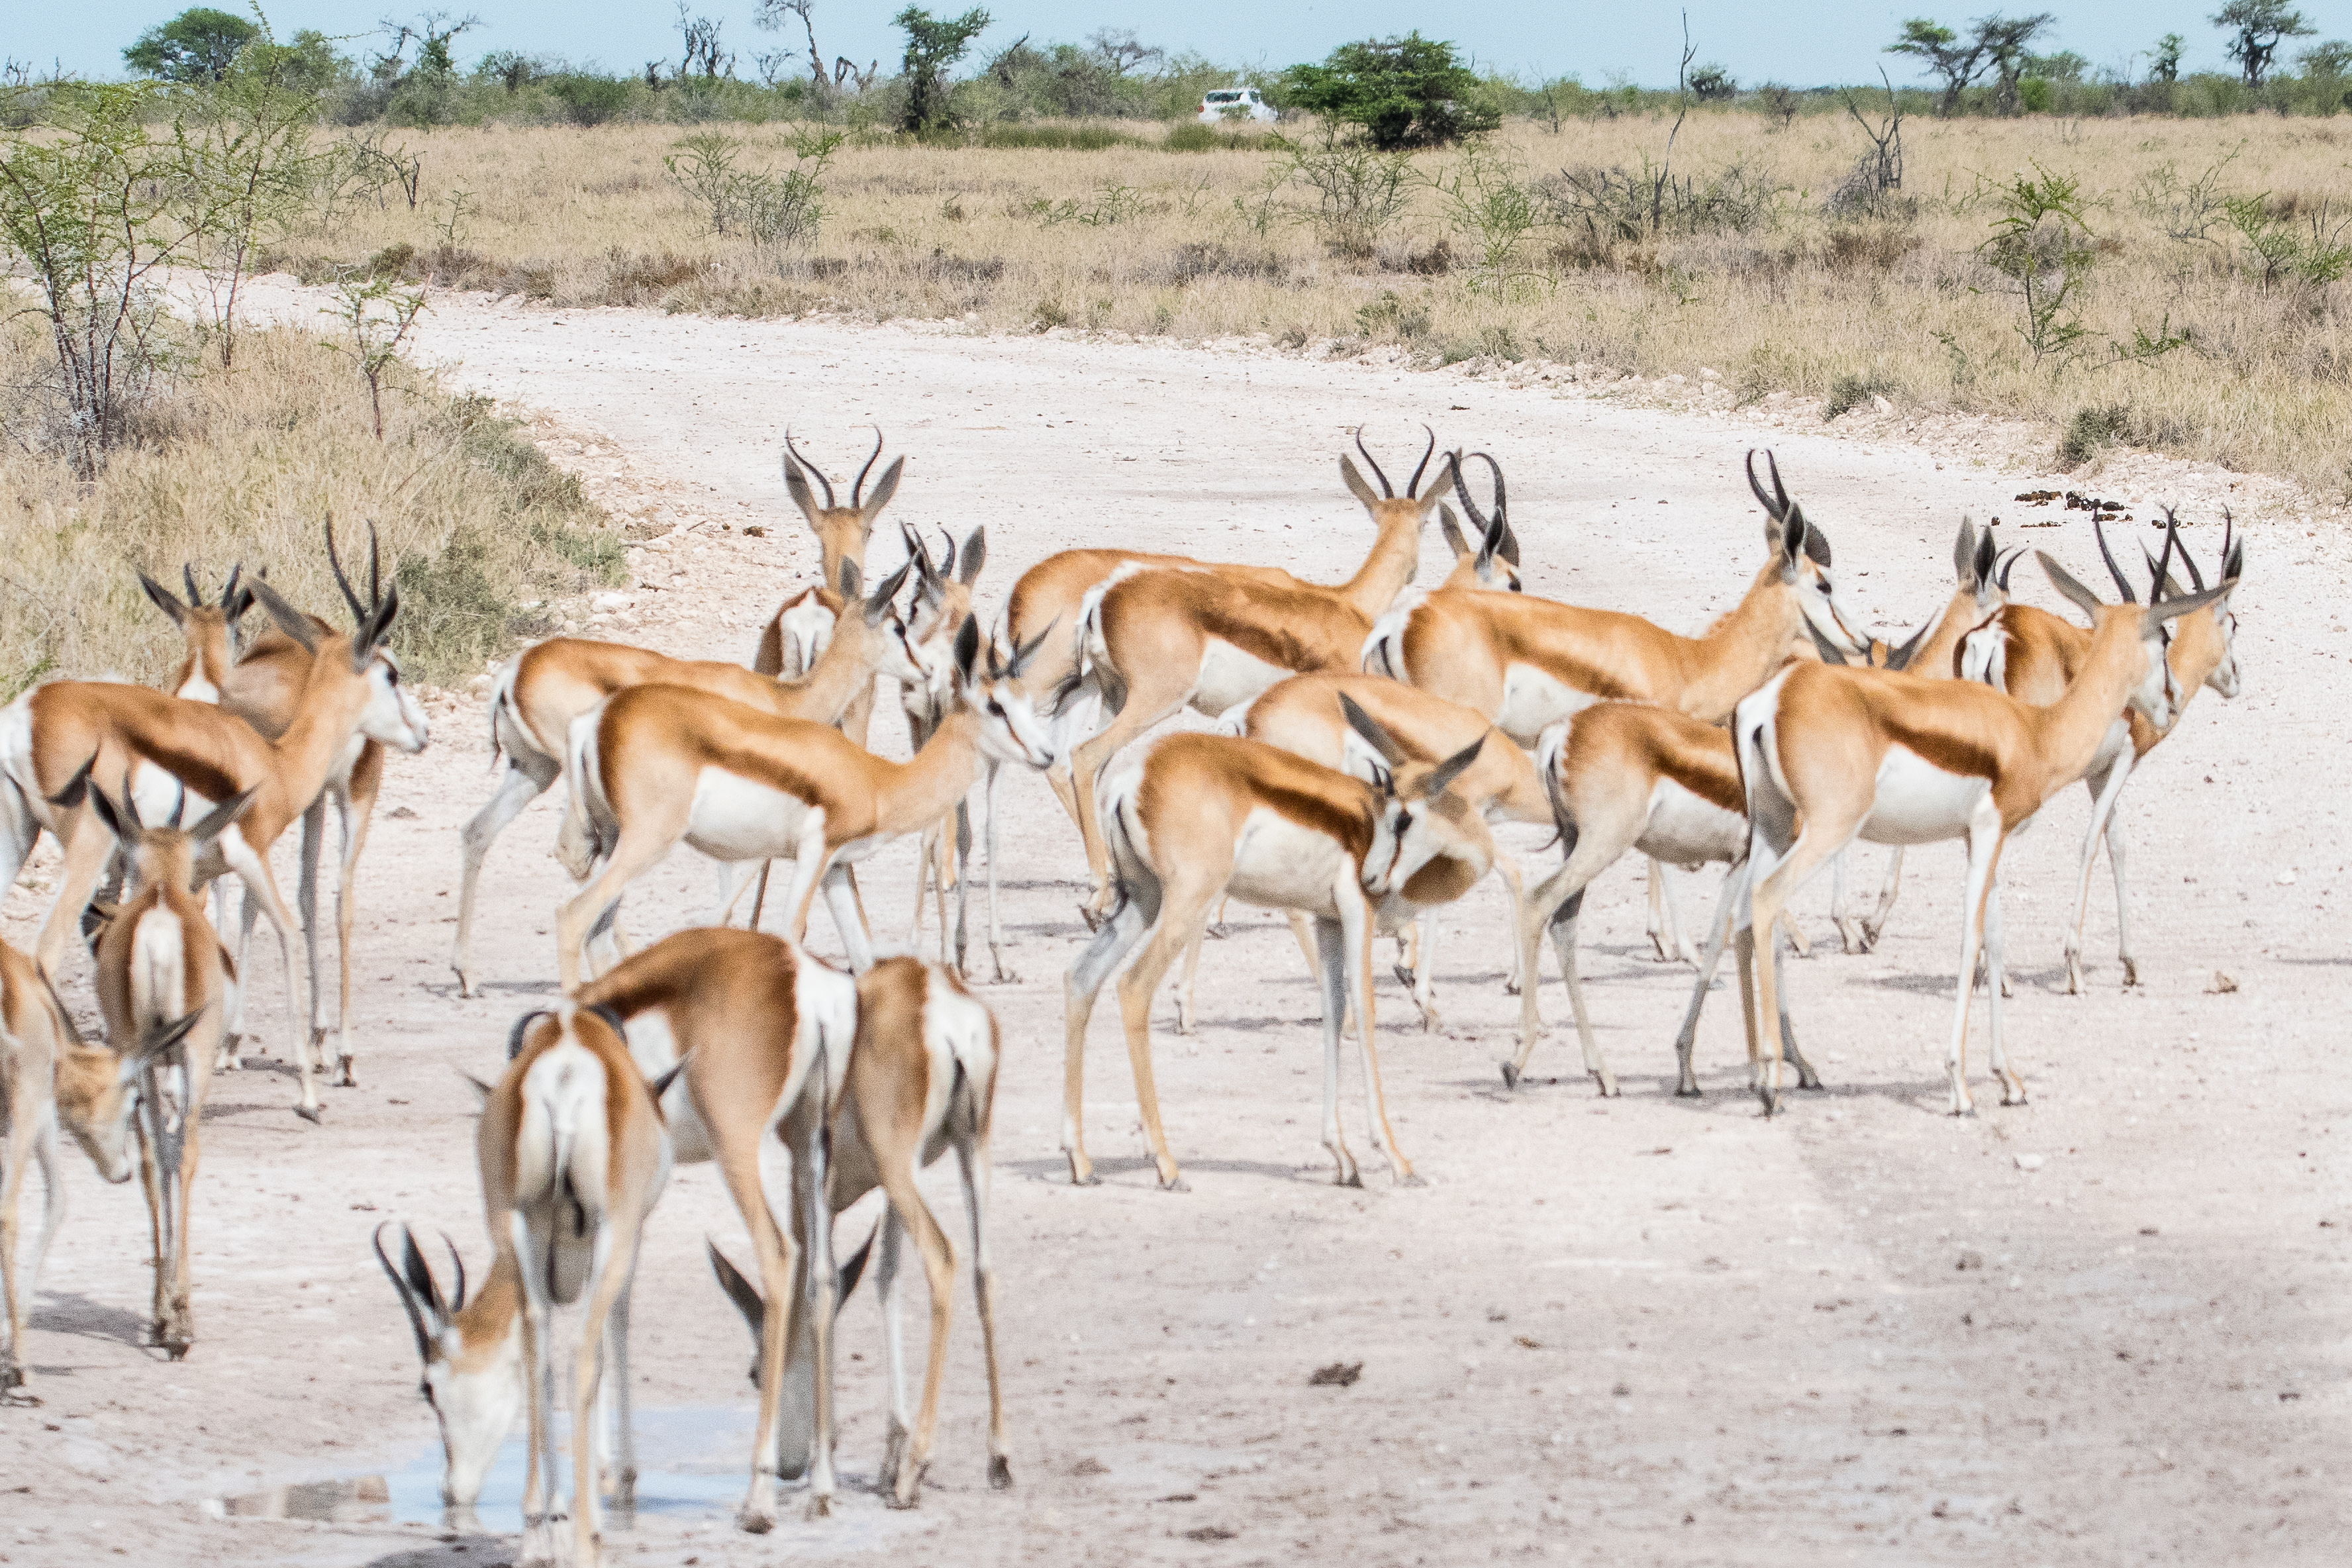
0, 424, 2245, 1563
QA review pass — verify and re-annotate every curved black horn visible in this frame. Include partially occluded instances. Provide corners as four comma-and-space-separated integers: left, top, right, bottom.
1745, 449, 1786, 521
1994, 546, 2026, 593
366, 520, 382, 613
852, 427, 884, 509
784, 428, 835, 508
442, 1231, 467, 1312
505, 1007, 552, 1061
182, 564, 202, 607
2092, 517, 2136, 604
2221, 507, 2237, 581
1765, 450, 1792, 516
1449, 450, 1489, 531
326, 516, 368, 625
373, 1224, 437, 1363
1406, 424, 1435, 498
1353, 426, 1394, 499
220, 563, 243, 612
938, 526, 957, 581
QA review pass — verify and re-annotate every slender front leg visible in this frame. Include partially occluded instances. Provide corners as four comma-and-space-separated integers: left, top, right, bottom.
1670, 861, 1747, 1097
297, 796, 327, 1061
820, 863, 876, 973
952, 1134, 1013, 1489
2066, 757, 2135, 994
984, 764, 1016, 982
1340, 886, 1418, 1185
1061, 897, 1150, 1186
1942, 816, 2006, 1116
1492, 855, 1528, 995
879, 1172, 957, 1510
873, 1215, 912, 1492
2106, 808, 2136, 987
217, 837, 313, 1120
331, 756, 380, 1086
1112, 885, 1220, 1192
1310, 916, 1362, 1187
452, 763, 550, 995
801, 1117, 841, 1518
1404, 916, 1441, 1032
1861, 846, 1904, 950
1983, 874, 2024, 1105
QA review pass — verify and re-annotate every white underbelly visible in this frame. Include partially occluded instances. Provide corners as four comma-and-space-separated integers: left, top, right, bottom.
1224, 806, 1348, 916
1496, 662, 1598, 744
685, 769, 810, 863
1188, 638, 1293, 718
1634, 778, 1745, 867
1861, 745, 1992, 846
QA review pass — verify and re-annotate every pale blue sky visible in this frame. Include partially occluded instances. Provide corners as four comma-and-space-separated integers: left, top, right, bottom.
11, 2, 2318, 87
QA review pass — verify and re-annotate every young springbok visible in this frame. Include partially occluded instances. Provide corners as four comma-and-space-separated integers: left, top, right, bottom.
554, 619, 1056, 987
2, 940, 200, 1397
1732, 550, 2228, 1114
1955, 514, 2244, 992
1, 535, 425, 1120
1062, 432, 1458, 919
451, 559, 920, 994
80, 779, 248, 1356
752, 430, 906, 720
1063, 705, 1485, 1192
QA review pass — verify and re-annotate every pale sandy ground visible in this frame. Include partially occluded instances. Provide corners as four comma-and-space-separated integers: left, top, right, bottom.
3, 292, 2349, 1568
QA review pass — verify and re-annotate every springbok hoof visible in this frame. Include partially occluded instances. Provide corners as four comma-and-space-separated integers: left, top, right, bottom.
1157, 1175, 1191, 1194
1396, 1171, 1428, 1189
1077, 902, 1103, 933
736, 1507, 775, 1536
804, 1493, 832, 1521
1498, 1061, 1522, 1089
988, 1455, 1013, 1490
294, 1102, 324, 1125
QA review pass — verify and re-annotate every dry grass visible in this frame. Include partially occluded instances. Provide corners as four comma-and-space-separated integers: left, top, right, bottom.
260, 113, 2352, 500
0, 324, 623, 697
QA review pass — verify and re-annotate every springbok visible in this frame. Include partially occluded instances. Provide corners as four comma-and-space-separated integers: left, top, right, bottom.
1362, 450, 1867, 738
1954, 513, 2243, 992
554, 618, 1056, 988
1, 530, 427, 1118
1062, 703, 1486, 1192
1221, 670, 1549, 1030
752, 429, 907, 755
451, 559, 920, 995
899, 526, 987, 965
141, 551, 391, 1088
704, 952, 1010, 1512
1732, 550, 2229, 1115
1061, 432, 1457, 919
1, 940, 199, 1398
80, 778, 248, 1357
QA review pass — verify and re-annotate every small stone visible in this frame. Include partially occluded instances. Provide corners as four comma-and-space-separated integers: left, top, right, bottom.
2277, 870, 2298, 885
2014, 1153, 2045, 1171
1956, 1250, 1984, 1271
1871, 395, 1894, 415
2210, 971, 2239, 993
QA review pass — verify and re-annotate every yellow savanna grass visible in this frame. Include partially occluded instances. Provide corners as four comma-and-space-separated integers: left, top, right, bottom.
260, 112, 2352, 499
0, 324, 622, 697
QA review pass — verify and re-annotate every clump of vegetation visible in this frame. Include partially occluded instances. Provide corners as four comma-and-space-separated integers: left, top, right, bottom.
1279, 33, 1499, 150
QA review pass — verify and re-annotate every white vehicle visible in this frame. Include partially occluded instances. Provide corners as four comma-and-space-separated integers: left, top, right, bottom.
1197, 87, 1277, 124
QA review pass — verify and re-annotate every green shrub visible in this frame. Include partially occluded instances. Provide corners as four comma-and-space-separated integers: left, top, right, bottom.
1280, 33, 1500, 150
550, 75, 631, 127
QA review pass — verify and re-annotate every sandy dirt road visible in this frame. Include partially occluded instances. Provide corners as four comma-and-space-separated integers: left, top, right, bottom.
3, 295, 2347, 1568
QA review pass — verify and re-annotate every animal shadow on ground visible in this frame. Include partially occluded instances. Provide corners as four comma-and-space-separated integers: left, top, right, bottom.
362, 1537, 509, 1568
30, 1291, 150, 1348
1001, 1153, 1304, 1187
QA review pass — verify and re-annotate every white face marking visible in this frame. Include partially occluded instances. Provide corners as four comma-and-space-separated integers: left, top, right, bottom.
777, 596, 837, 679
360, 656, 431, 753
1496, 662, 1598, 745
969, 675, 1059, 769
1862, 745, 1995, 846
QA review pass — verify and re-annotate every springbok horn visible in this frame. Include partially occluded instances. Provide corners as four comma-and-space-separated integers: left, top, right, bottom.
442, 1232, 467, 1312
785, 428, 835, 508
1745, 449, 1783, 520
366, 520, 383, 612
220, 563, 243, 612
374, 1225, 437, 1362
182, 564, 202, 607
326, 517, 368, 624
1449, 450, 1488, 531
2092, 516, 2137, 605
938, 526, 957, 581
1406, 424, 1435, 498
852, 426, 884, 509
1765, 450, 1793, 516
1353, 426, 1394, 499
1994, 546, 2026, 593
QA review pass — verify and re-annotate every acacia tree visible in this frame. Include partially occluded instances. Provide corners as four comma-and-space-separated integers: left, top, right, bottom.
1280, 33, 1499, 150
2149, 31, 2186, 81
1888, 19, 1987, 115
1979, 13, 2056, 113
893, 6, 990, 133
123, 7, 259, 82
2212, 1, 2313, 88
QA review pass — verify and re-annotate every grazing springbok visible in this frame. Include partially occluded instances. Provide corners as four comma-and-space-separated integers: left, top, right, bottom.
1062, 432, 1457, 919
1062, 703, 1486, 1192
1222, 669, 1548, 1030
1, 530, 426, 1119
554, 619, 1056, 988
1, 939, 199, 1398
80, 779, 247, 1357
1732, 550, 2229, 1115
451, 560, 920, 995
1953, 514, 2244, 992
705, 952, 1010, 1511
142, 552, 391, 1088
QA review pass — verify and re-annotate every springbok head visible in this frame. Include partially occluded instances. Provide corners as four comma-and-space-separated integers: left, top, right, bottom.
44, 957, 203, 1187
1338, 695, 1489, 898
1439, 451, 1522, 591
138, 562, 254, 703
783, 427, 904, 585
953, 616, 1059, 770
2048, 518, 2233, 735
1339, 426, 1456, 560
374, 1223, 522, 1510
2138, 507, 2246, 702
1747, 449, 1869, 658
246, 520, 430, 755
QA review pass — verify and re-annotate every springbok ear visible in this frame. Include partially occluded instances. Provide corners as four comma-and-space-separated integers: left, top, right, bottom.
953, 614, 983, 685
2037, 552, 2107, 620
1777, 509, 1810, 577
1804, 618, 1851, 665
1417, 734, 1487, 801
2143, 580, 2231, 630
187, 787, 259, 849
246, 578, 321, 654
1476, 510, 1508, 571
46, 758, 95, 814
865, 562, 910, 623
1436, 503, 1470, 560
1496, 520, 1521, 568
859, 456, 905, 521
458, 1070, 497, 1106
376, 1224, 441, 1361
130, 1007, 206, 1070
1338, 454, 1382, 509
957, 526, 986, 586
138, 571, 189, 626
1414, 452, 1455, 513
1951, 518, 1980, 587
1883, 605, 1943, 673
783, 450, 827, 526
707, 1240, 765, 1325
1338, 693, 1408, 767
1800, 515, 1831, 567
837, 558, 861, 599
1005, 615, 1055, 679
505, 1007, 552, 1062
84, 777, 128, 842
